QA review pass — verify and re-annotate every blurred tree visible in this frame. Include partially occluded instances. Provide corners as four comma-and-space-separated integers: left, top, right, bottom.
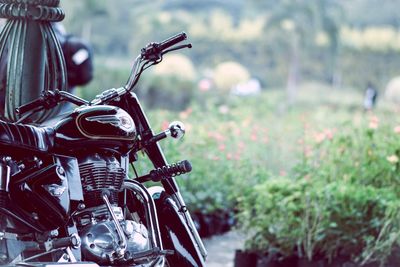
59, 0, 400, 93
251, 0, 343, 103
315, 0, 344, 87
342, 0, 400, 28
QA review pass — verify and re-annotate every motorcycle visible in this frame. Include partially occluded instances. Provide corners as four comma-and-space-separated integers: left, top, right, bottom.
0, 32, 207, 266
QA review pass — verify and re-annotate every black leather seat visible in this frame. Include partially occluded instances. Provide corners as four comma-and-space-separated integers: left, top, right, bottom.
0, 120, 55, 152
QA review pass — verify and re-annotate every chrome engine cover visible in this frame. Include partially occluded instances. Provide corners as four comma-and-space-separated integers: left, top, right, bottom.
80, 219, 149, 264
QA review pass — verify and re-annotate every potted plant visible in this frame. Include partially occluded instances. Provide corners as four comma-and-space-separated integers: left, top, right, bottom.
237, 177, 400, 267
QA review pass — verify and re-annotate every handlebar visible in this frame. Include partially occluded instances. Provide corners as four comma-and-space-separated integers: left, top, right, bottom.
141, 32, 189, 60
158, 32, 187, 52
15, 97, 45, 115
16, 33, 191, 117
16, 90, 89, 116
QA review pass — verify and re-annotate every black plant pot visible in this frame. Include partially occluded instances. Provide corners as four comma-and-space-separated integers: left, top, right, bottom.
235, 248, 400, 267
257, 254, 298, 267
234, 249, 259, 267
196, 210, 234, 237
297, 259, 329, 267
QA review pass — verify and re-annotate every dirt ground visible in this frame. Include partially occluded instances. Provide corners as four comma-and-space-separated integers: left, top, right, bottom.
203, 231, 245, 267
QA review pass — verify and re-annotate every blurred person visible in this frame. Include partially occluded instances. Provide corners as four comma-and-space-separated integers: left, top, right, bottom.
363, 82, 378, 111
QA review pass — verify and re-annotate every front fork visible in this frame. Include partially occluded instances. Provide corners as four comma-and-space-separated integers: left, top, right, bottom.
124, 92, 207, 262
169, 191, 207, 259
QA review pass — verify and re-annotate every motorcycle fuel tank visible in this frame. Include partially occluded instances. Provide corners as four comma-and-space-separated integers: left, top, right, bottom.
54, 105, 136, 149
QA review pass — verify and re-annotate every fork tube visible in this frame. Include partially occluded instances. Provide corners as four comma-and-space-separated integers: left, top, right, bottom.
124, 92, 207, 260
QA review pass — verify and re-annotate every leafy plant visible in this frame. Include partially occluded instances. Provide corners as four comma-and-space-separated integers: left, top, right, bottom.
238, 112, 400, 265
238, 178, 400, 264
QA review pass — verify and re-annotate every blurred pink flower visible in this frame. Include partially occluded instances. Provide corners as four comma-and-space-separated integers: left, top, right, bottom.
314, 132, 325, 143
251, 133, 258, 141
198, 79, 212, 92
369, 121, 378, 129
218, 105, 229, 114
394, 126, 400, 134
179, 107, 193, 119
185, 123, 192, 133
324, 129, 334, 140
233, 128, 241, 136
387, 155, 399, 164
304, 146, 313, 158
252, 125, 261, 132
211, 156, 220, 161
238, 141, 245, 149
368, 116, 379, 129
234, 153, 241, 161
242, 118, 252, 127
370, 115, 379, 123
218, 144, 226, 151
279, 170, 287, 176
208, 132, 225, 142
226, 153, 232, 160
162, 120, 169, 130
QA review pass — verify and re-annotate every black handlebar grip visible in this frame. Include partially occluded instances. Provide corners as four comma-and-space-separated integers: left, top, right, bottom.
179, 160, 192, 173
15, 98, 44, 115
158, 32, 187, 51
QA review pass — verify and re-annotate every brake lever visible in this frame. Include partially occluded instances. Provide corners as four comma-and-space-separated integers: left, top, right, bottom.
161, 43, 192, 56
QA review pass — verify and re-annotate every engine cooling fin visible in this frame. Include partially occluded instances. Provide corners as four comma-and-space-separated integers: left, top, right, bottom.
79, 155, 125, 208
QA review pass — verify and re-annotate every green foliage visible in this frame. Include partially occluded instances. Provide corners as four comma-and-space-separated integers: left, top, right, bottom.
77, 61, 131, 101
143, 94, 276, 212
238, 178, 400, 264
237, 99, 400, 264
298, 118, 400, 191
101, 72, 400, 265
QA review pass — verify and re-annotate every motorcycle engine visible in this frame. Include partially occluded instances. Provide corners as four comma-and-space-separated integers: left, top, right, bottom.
79, 153, 125, 208
80, 219, 149, 264
76, 153, 150, 265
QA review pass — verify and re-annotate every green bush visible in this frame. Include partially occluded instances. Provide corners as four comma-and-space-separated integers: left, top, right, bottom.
138, 73, 196, 111
238, 178, 400, 264
238, 114, 400, 265
144, 98, 274, 213
77, 61, 131, 101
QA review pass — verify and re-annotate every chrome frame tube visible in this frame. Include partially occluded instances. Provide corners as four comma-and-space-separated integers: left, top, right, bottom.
122, 180, 163, 251
102, 193, 127, 258
0, 163, 10, 192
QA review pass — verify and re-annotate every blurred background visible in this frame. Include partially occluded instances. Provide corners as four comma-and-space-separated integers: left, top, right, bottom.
59, 1, 400, 266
